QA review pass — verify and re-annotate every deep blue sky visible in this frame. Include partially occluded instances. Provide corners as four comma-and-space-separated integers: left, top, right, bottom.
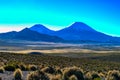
0, 0, 120, 36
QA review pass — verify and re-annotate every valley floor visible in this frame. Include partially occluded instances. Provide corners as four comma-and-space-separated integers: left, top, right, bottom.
0, 42, 120, 80
0, 52, 120, 80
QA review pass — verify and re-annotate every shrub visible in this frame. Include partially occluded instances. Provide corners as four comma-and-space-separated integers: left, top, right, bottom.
106, 70, 120, 80
84, 72, 92, 80
50, 74, 62, 80
0, 67, 5, 73
27, 72, 40, 80
99, 72, 105, 80
55, 67, 62, 75
41, 66, 56, 74
62, 67, 84, 80
28, 65, 37, 71
85, 71, 101, 80
91, 72, 101, 80
13, 68, 23, 80
69, 75, 78, 80
4, 65, 16, 71
17, 64, 26, 71
27, 70, 50, 80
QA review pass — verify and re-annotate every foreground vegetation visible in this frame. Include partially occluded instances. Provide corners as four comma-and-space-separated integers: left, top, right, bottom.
0, 52, 120, 80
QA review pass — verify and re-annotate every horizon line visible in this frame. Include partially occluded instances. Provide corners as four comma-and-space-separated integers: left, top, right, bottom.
0, 22, 120, 37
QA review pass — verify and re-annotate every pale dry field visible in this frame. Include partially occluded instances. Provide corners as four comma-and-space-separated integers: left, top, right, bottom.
0, 47, 120, 54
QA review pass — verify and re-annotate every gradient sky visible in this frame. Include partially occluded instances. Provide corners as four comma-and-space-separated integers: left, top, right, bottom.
0, 0, 120, 36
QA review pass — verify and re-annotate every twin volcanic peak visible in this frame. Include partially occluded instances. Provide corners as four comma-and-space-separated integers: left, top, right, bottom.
29, 22, 120, 42
30, 22, 96, 34
60, 22, 96, 32
30, 24, 54, 34
0, 22, 119, 43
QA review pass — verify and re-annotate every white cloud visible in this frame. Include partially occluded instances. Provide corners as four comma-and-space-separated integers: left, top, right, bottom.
0, 27, 22, 33
0, 24, 65, 33
0, 24, 33, 33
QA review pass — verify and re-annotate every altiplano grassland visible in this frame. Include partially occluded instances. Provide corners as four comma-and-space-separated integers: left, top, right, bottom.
0, 42, 120, 80
0, 52, 120, 80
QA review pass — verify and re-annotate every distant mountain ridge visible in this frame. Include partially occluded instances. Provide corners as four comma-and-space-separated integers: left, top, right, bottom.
0, 28, 63, 42
30, 24, 54, 34
61, 22, 96, 32
0, 22, 120, 43
29, 22, 120, 42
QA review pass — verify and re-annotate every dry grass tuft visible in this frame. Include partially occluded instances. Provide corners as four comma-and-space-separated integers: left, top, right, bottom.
13, 68, 23, 80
